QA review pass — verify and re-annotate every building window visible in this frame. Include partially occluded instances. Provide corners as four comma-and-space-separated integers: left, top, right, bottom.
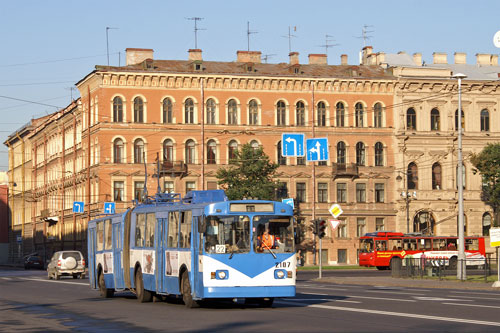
276, 182, 288, 200
207, 181, 218, 190
297, 156, 305, 165
336, 102, 345, 127
337, 219, 347, 238
185, 98, 195, 124
277, 100, 286, 126
277, 140, 286, 165
113, 181, 124, 201
185, 181, 196, 194
432, 162, 442, 190
483, 213, 492, 236
455, 109, 465, 131
228, 140, 238, 161
248, 99, 258, 125
296, 182, 306, 203
337, 141, 346, 165
374, 142, 384, 166
430, 108, 440, 131
356, 142, 365, 166
163, 98, 173, 124
373, 103, 383, 128
207, 139, 217, 164
134, 139, 144, 164
375, 183, 384, 203
481, 109, 490, 132
228, 99, 238, 125
375, 218, 385, 231
356, 183, 366, 203
318, 183, 328, 203
163, 139, 173, 163
296, 101, 305, 126
337, 249, 347, 264
250, 140, 259, 150
113, 138, 124, 163
113, 97, 123, 122
355, 102, 364, 127
408, 162, 418, 190
164, 181, 174, 193
185, 139, 195, 164
317, 101, 326, 126
134, 181, 144, 202
357, 218, 366, 237
206, 98, 216, 124
337, 183, 347, 203
406, 108, 416, 130
133, 97, 144, 123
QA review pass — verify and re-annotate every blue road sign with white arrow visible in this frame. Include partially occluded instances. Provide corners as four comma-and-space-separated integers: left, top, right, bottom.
73, 201, 84, 213
281, 133, 305, 157
104, 202, 115, 214
306, 138, 329, 161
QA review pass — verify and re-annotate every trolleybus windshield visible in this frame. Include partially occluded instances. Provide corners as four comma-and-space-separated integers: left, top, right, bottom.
204, 215, 250, 254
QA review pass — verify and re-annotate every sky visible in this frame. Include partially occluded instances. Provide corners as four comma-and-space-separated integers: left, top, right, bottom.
1, 0, 499, 171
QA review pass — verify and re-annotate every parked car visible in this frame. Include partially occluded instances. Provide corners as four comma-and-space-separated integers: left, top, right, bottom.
47, 251, 85, 280
24, 255, 44, 270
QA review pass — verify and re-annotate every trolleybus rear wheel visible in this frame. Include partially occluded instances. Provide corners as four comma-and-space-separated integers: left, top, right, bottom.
135, 269, 152, 303
181, 271, 199, 308
98, 271, 114, 298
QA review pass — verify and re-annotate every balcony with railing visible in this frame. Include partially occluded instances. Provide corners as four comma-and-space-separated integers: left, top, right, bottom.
159, 160, 187, 177
332, 163, 359, 179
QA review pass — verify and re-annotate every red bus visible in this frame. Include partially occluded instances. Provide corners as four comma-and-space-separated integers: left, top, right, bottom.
358, 232, 486, 270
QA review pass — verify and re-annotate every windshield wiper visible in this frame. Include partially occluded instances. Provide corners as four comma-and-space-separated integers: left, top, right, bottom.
262, 243, 277, 259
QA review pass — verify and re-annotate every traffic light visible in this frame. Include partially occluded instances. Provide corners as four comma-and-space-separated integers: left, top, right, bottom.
312, 219, 319, 235
318, 220, 326, 239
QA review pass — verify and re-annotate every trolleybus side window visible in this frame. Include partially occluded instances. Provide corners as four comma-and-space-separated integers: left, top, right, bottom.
434, 238, 446, 250
446, 239, 457, 250
466, 238, 479, 251
180, 210, 192, 248
105, 219, 112, 250
145, 213, 155, 248
420, 238, 432, 250
168, 211, 179, 248
360, 238, 373, 252
375, 240, 387, 251
388, 239, 402, 250
403, 238, 417, 251
97, 221, 104, 252
135, 214, 146, 248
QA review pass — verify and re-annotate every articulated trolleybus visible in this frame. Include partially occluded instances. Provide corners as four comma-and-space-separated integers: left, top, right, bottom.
88, 190, 296, 307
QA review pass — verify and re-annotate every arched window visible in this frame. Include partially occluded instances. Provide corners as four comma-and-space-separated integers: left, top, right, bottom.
483, 213, 492, 236
373, 103, 383, 128
185, 139, 196, 164
336, 102, 345, 127
134, 97, 144, 123
250, 140, 260, 150
455, 109, 465, 131
207, 140, 217, 164
163, 139, 173, 163
337, 141, 346, 165
481, 109, 490, 132
113, 97, 123, 122
277, 140, 286, 165
296, 101, 305, 126
356, 142, 365, 166
432, 162, 442, 190
227, 99, 238, 125
113, 138, 124, 163
317, 101, 326, 127
407, 162, 418, 190
206, 99, 216, 124
185, 99, 194, 124
430, 108, 440, 131
277, 100, 286, 126
413, 211, 435, 235
162, 98, 173, 124
355, 103, 364, 127
228, 140, 238, 161
374, 142, 384, 166
248, 99, 258, 125
134, 139, 145, 164
406, 108, 416, 130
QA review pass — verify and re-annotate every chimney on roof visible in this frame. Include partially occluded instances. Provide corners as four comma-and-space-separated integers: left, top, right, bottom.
289, 52, 299, 65
491, 54, 498, 66
413, 53, 422, 66
476, 53, 491, 66
237, 51, 262, 63
308, 54, 327, 65
188, 49, 203, 61
360, 46, 373, 65
454, 52, 466, 64
340, 54, 348, 65
433, 52, 448, 64
126, 48, 154, 66
376, 52, 385, 65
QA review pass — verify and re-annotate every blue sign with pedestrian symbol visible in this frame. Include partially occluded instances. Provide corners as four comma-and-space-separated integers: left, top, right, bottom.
306, 138, 329, 161
104, 202, 115, 214
281, 133, 305, 157
73, 201, 84, 213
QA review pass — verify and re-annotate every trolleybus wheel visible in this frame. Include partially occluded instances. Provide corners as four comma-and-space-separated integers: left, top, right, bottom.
98, 271, 114, 298
135, 269, 152, 303
449, 256, 458, 270
181, 270, 199, 308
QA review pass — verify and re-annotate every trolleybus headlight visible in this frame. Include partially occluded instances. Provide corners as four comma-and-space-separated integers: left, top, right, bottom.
274, 269, 286, 279
215, 270, 229, 280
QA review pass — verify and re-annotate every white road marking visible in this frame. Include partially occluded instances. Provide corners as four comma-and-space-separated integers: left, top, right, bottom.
276, 300, 500, 327
289, 298, 361, 304
451, 295, 500, 301
18, 277, 88, 286
298, 286, 348, 291
365, 290, 425, 296
0, 277, 12, 280
299, 291, 415, 302
374, 286, 431, 292
413, 296, 473, 302
442, 302, 500, 309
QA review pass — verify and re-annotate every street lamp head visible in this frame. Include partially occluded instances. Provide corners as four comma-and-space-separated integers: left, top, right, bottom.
452, 73, 467, 80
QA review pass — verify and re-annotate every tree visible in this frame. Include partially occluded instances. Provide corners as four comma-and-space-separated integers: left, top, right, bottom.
216, 143, 278, 200
470, 143, 500, 227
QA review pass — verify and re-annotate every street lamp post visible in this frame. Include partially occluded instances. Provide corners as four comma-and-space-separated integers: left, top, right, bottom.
454, 73, 467, 281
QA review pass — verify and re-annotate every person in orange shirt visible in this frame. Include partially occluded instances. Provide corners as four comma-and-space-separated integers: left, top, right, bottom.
257, 227, 276, 252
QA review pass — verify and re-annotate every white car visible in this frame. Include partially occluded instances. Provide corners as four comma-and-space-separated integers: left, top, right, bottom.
47, 251, 86, 280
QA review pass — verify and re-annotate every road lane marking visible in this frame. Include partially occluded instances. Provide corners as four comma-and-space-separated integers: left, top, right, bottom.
374, 286, 431, 292
451, 295, 500, 301
442, 302, 500, 309
299, 291, 415, 302
276, 300, 500, 327
289, 298, 361, 304
413, 296, 473, 302
365, 290, 425, 296
0, 277, 12, 280
298, 286, 348, 291
18, 277, 88, 286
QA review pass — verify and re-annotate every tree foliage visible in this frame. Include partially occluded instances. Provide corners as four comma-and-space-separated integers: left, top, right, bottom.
470, 143, 500, 226
216, 143, 279, 200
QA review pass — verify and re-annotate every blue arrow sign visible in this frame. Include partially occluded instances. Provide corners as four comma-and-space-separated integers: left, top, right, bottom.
282, 198, 295, 209
104, 202, 116, 215
306, 138, 329, 161
73, 201, 84, 213
281, 133, 305, 157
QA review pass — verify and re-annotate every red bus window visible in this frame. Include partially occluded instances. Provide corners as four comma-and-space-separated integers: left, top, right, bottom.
375, 240, 387, 251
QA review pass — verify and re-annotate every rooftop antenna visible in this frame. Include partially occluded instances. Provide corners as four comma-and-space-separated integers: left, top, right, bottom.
186, 17, 206, 49
356, 25, 374, 47
281, 26, 297, 54
65, 86, 77, 102
106, 27, 119, 66
262, 54, 276, 63
246, 21, 258, 51
318, 34, 339, 57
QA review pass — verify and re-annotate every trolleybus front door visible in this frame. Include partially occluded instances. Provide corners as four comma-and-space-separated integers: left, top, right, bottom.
113, 222, 124, 289
88, 228, 97, 289
155, 218, 167, 293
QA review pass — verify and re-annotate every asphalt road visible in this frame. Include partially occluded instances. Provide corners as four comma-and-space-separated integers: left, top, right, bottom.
1, 268, 500, 332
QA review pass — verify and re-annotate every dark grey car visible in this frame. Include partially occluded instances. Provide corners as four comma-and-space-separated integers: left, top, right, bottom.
47, 251, 85, 280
